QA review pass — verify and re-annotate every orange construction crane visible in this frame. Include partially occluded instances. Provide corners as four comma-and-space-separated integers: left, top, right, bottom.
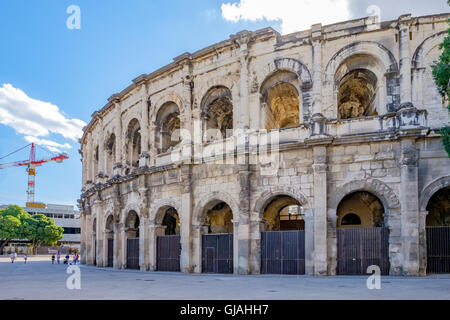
0, 143, 68, 207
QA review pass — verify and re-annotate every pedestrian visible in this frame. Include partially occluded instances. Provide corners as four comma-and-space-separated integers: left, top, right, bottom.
51, 254, 55, 264
72, 254, 77, 265
24, 254, 27, 264
64, 254, 70, 265
10, 252, 15, 263
56, 252, 61, 264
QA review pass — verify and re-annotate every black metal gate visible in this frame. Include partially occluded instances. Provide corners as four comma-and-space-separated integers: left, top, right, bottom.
107, 238, 114, 268
261, 231, 305, 275
337, 227, 390, 275
427, 227, 450, 274
94, 240, 97, 266
202, 234, 233, 274
157, 235, 181, 272
126, 238, 140, 270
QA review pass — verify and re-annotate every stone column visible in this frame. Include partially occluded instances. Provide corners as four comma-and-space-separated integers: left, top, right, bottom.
310, 24, 327, 136
398, 15, 412, 108
249, 217, 262, 275
412, 68, 425, 108
103, 230, 112, 267
237, 168, 251, 275
312, 146, 328, 275
94, 200, 104, 267
326, 209, 338, 275
139, 217, 150, 271
302, 208, 315, 275
192, 224, 209, 273
180, 165, 194, 273
399, 138, 420, 275
418, 211, 428, 276
121, 227, 127, 269
80, 212, 87, 264
139, 84, 150, 168
113, 222, 122, 269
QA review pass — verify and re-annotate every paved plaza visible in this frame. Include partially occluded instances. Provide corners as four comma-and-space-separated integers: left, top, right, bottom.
0, 256, 449, 300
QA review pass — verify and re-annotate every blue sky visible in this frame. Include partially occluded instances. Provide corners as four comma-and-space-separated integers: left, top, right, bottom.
0, 0, 448, 207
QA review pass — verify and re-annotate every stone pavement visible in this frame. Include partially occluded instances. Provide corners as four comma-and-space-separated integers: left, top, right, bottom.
1, 256, 449, 300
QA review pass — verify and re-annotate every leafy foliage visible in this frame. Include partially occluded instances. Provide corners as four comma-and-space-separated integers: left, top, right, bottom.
24, 214, 64, 252
0, 205, 31, 253
432, 2, 450, 157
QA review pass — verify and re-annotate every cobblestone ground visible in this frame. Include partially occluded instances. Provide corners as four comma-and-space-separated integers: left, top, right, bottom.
1, 256, 449, 300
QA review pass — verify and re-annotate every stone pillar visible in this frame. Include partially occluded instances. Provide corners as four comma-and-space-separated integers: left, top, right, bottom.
180, 165, 194, 273
418, 211, 428, 276
312, 146, 328, 275
94, 200, 104, 267
249, 217, 262, 275
114, 104, 123, 176
326, 209, 338, 275
412, 68, 425, 108
113, 222, 122, 269
399, 138, 420, 275
398, 15, 412, 108
232, 31, 251, 130
192, 224, 209, 273
302, 208, 315, 275
103, 230, 112, 267
139, 217, 150, 271
237, 168, 251, 275
121, 228, 127, 269
80, 212, 87, 264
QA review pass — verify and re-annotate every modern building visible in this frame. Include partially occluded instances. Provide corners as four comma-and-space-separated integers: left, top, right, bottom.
79, 13, 450, 276
1, 203, 81, 251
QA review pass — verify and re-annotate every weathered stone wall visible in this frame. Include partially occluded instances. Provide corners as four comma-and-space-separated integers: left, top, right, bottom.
79, 13, 450, 276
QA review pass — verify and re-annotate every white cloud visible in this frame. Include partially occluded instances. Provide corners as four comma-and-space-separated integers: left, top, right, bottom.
221, 0, 351, 34
24, 136, 72, 154
0, 84, 86, 143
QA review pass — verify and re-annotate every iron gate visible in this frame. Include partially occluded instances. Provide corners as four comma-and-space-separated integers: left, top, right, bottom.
157, 235, 181, 272
427, 227, 450, 274
126, 238, 140, 270
202, 234, 233, 274
261, 231, 305, 275
337, 227, 390, 275
107, 238, 114, 268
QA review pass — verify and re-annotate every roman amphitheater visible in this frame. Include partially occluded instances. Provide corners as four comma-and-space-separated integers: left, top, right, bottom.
79, 13, 450, 276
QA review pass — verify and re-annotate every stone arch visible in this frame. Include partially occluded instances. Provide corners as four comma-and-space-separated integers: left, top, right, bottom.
324, 41, 399, 116
200, 86, 234, 141
150, 198, 182, 225
104, 132, 116, 177
197, 78, 237, 106
154, 101, 181, 153
121, 205, 141, 225
412, 31, 447, 69
151, 92, 186, 125
254, 186, 311, 217
329, 179, 400, 213
125, 118, 141, 168
102, 211, 114, 232
259, 58, 312, 123
193, 191, 240, 225
419, 176, 450, 213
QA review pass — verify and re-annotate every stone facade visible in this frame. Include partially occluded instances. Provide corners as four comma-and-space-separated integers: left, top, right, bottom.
79, 13, 450, 276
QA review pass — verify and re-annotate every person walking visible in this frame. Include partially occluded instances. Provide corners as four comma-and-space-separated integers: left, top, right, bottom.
23, 254, 27, 264
10, 252, 15, 263
51, 254, 55, 264
56, 252, 61, 264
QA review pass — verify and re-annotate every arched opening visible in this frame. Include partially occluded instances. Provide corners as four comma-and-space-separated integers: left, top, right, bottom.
426, 187, 450, 274
202, 86, 233, 142
336, 191, 389, 275
260, 195, 305, 275
161, 207, 180, 236
262, 195, 304, 231
126, 119, 141, 169
156, 102, 181, 153
125, 210, 140, 270
260, 70, 301, 130
337, 191, 384, 228
156, 207, 181, 272
105, 133, 116, 178
105, 215, 114, 268
337, 69, 378, 119
201, 200, 234, 274
93, 145, 99, 179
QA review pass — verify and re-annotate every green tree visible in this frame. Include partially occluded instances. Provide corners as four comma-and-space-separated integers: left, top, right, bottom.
432, 0, 450, 156
24, 214, 64, 254
0, 205, 31, 254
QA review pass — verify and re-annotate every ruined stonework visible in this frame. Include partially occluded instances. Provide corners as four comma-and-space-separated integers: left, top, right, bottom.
79, 14, 450, 276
